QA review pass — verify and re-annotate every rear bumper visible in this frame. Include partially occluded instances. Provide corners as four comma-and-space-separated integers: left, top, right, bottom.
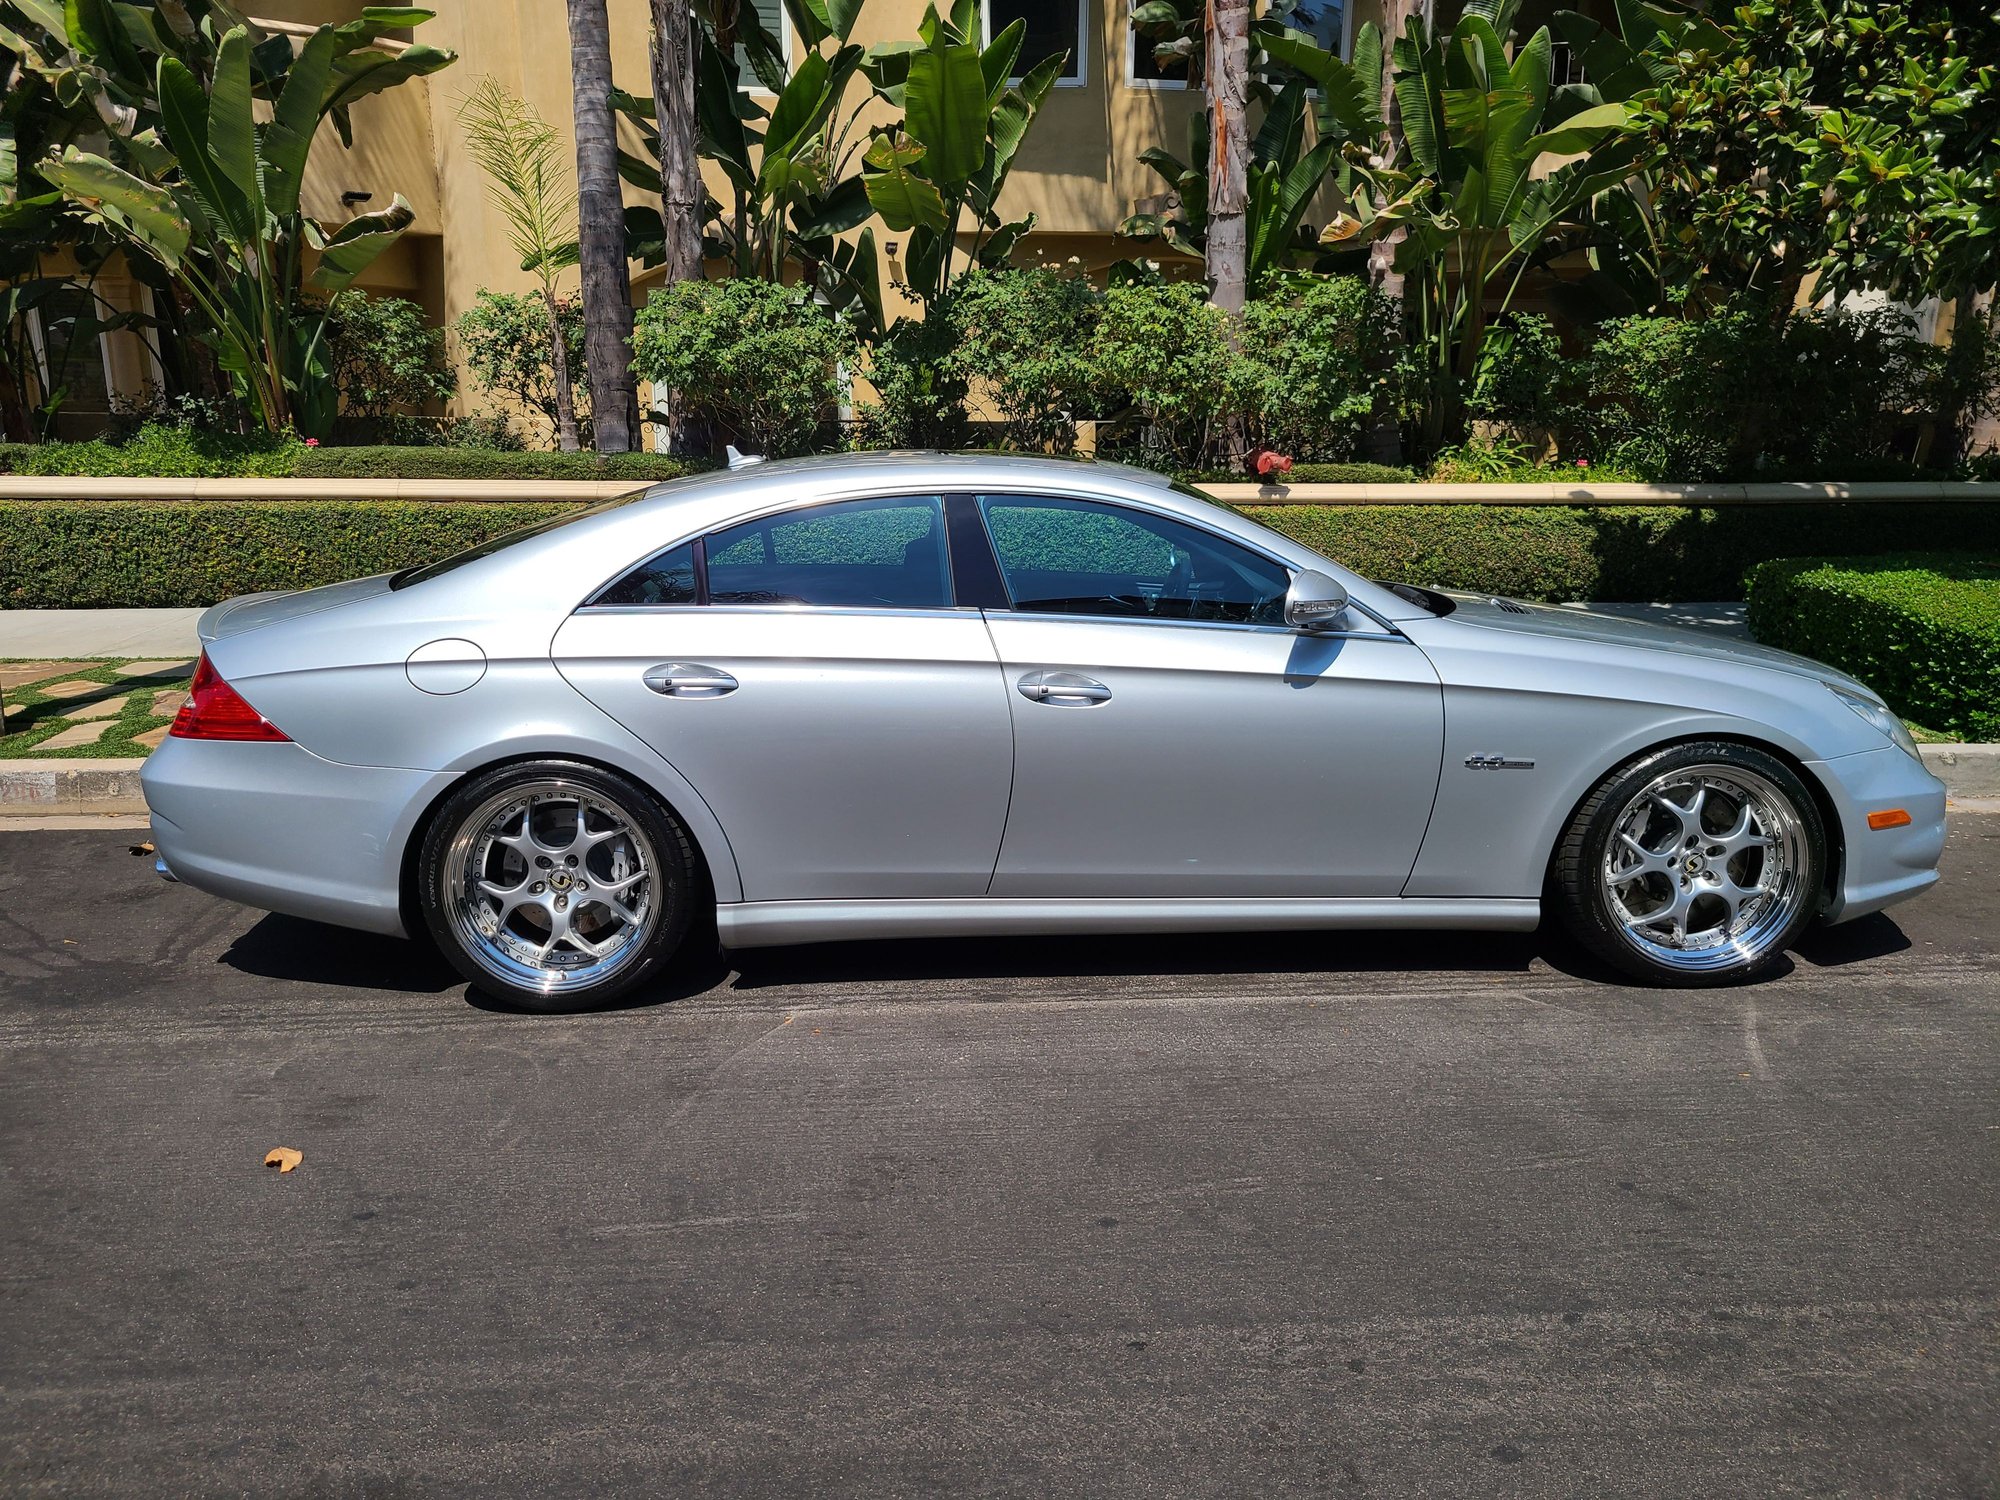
142, 737, 450, 937
1811, 745, 1948, 925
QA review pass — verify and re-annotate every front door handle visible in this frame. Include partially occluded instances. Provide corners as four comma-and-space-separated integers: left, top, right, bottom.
1017, 670, 1112, 707
644, 663, 738, 698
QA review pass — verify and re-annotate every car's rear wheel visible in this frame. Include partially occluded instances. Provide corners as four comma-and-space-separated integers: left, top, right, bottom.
1556, 741, 1826, 987
419, 761, 695, 1011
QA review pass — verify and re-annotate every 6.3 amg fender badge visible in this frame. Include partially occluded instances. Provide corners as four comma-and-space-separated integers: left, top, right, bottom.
1465, 753, 1536, 770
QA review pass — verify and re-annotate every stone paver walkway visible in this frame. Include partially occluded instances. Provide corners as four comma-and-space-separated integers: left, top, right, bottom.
0, 659, 196, 756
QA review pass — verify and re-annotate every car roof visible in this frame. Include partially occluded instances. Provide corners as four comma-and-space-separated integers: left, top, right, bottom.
418, 449, 1418, 623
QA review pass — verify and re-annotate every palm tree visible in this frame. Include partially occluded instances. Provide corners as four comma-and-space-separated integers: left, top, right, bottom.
458, 77, 583, 451
566, 0, 639, 451
648, 0, 703, 291
1203, 0, 1252, 313
648, 0, 704, 454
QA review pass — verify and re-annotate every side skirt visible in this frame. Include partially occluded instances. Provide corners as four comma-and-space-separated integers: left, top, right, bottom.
715, 897, 1541, 950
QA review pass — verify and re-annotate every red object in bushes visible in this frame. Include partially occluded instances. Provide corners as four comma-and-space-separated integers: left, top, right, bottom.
170, 654, 291, 742
1252, 448, 1294, 478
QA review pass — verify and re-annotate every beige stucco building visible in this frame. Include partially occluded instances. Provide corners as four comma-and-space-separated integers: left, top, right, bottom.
253, 0, 1398, 431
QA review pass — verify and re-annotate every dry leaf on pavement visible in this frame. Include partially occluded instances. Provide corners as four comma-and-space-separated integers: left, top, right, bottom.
264, 1147, 303, 1173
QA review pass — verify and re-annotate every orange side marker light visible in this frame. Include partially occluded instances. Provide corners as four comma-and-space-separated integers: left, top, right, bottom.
1867, 808, 1912, 831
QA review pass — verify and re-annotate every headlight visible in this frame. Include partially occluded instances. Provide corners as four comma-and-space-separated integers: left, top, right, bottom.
1827, 684, 1921, 760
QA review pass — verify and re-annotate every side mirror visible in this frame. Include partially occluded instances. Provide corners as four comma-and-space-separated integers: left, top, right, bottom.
1284, 569, 1350, 631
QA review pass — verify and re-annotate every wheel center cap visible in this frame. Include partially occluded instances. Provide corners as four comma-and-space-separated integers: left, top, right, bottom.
549, 870, 574, 892
1684, 855, 1704, 875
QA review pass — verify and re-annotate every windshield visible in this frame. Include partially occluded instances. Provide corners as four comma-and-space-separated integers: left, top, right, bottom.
389, 494, 643, 590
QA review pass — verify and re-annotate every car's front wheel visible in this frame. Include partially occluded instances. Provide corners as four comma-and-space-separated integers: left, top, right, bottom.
1556, 741, 1826, 986
419, 760, 696, 1011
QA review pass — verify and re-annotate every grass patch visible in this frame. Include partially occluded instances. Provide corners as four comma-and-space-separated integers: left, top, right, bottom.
0, 660, 191, 758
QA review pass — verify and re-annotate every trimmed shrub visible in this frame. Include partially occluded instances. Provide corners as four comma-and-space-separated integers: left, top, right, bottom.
0, 501, 570, 608
632, 280, 855, 458
859, 312, 970, 450
8, 498, 1998, 610
1247, 502, 2000, 603
0, 425, 302, 477
455, 289, 591, 449
1745, 554, 2000, 739
1092, 281, 1249, 472
324, 291, 457, 433
0, 437, 703, 483
948, 267, 1101, 453
1239, 276, 1400, 464
1179, 462, 1419, 484
292, 447, 702, 482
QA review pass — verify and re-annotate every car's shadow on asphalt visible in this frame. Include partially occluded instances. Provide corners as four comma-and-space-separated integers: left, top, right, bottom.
217, 907, 1915, 1014
220, 914, 463, 995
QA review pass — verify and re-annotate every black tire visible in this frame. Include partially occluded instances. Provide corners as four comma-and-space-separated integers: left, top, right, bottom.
418, 759, 697, 1012
1554, 740, 1827, 988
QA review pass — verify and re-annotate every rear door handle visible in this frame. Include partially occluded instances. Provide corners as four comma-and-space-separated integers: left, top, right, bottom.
644, 663, 738, 698
1017, 670, 1112, 706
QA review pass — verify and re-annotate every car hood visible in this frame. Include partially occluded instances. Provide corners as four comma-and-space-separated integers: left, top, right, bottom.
197, 574, 395, 644
1439, 593, 1879, 697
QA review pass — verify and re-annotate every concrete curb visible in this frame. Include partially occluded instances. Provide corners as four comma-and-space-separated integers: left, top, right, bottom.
0, 759, 148, 817
2, 746, 1997, 821
1919, 743, 2000, 799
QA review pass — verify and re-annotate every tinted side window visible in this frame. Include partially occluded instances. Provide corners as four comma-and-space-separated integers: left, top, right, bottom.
977, 494, 1290, 624
706, 495, 951, 608
596, 543, 698, 605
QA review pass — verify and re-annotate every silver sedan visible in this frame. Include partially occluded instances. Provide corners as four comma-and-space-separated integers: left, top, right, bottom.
144, 454, 1946, 1007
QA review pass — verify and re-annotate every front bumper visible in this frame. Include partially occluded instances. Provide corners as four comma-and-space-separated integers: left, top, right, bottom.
143, 736, 451, 937
1811, 745, 1948, 924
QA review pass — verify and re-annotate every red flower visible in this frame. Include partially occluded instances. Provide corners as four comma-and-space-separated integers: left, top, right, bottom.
304, 437, 320, 447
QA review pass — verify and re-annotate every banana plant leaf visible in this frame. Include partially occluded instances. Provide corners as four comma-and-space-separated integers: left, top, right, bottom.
261, 26, 335, 218
903, 41, 987, 192
304, 193, 414, 296
978, 17, 1024, 101
37, 146, 191, 266
862, 131, 947, 231
157, 54, 256, 245
792, 174, 874, 238
322, 43, 454, 147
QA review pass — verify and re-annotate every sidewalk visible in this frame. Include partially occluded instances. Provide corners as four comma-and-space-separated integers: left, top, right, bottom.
0, 609, 205, 658
2, 601, 1751, 659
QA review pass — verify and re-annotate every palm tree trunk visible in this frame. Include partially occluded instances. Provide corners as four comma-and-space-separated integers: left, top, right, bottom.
567, 0, 640, 452
543, 283, 583, 452
648, 0, 705, 455
1364, 0, 1425, 464
1203, 0, 1251, 314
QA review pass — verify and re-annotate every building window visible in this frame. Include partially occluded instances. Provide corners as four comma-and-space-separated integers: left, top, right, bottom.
983, 0, 1088, 87
736, 0, 794, 92
1550, 38, 1586, 86
1274, 0, 1349, 60
1127, 16, 1191, 89
23, 285, 113, 441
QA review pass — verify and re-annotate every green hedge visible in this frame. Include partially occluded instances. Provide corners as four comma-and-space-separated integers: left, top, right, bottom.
6, 498, 2000, 610
1745, 554, 2000, 739
1247, 502, 2000, 603
0, 502, 567, 608
0, 438, 704, 483
292, 447, 701, 481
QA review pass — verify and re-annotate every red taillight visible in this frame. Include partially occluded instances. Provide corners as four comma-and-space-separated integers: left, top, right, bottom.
170, 653, 291, 742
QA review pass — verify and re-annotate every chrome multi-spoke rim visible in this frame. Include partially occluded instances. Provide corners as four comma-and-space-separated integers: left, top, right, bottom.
1602, 763, 1808, 973
443, 780, 657, 994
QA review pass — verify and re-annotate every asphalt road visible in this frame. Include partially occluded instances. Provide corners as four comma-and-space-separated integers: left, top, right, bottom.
2, 821, 1997, 1497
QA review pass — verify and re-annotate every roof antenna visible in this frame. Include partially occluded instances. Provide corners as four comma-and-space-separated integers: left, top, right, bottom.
726, 445, 764, 470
